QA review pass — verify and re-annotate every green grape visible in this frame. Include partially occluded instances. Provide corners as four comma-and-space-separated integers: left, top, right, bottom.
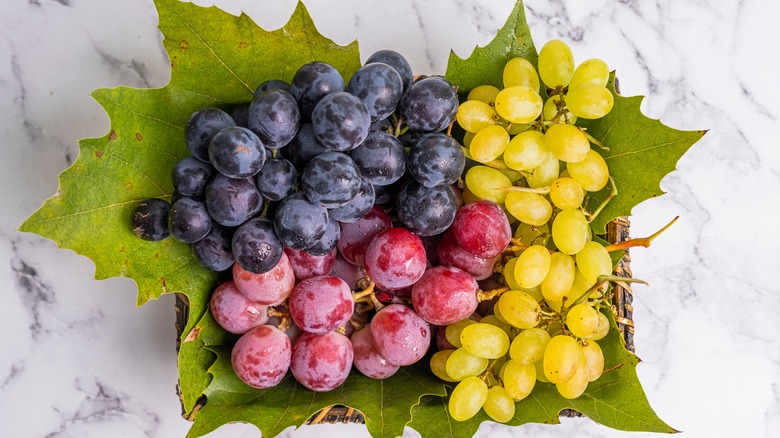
502, 360, 536, 400
551, 209, 589, 255
541, 252, 576, 302
534, 359, 549, 382
549, 177, 585, 209
589, 312, 610, 340
446, 319, 477, 348
470, 125, 509, 163
570, 58, 609, 88
494, 86, 543, 123
581, 341, 604, 382
461, 323, 511, 359
543, 335, 580, 384
480, 314, 514, 341
567, 149, 609, 192
543, 94, 577, 124
462, 186, 480, 204
509, 328, 551, 364
493, 301, 509, 325
504, 130, 549, 171
576, 241, 612, 283
544, 124, 590, 163
483, 385, 516, 423
505, 192, 552, 226
503, 57, 541, 93
538, 39, 574, 88
566, 83, 614, 119
503, 257, 523, 290
446, 347, 489, 381
564, 268, 597, 307
463, 131, 475, 148
496, 166, 525, 183
566, 303, 600, 338
519, 285, 544, 302
468, 84, 501, 105
465, 166, 512, 204
514, 223, 550, 247
514, 245, 552, 288
507, 122, 530, 135
555, 351, 589, 399
498, 291, 541, 329
457, 100, 498, 133
449, 376, 488, 422
526, 152, 559, 188
430, 349, 457, 382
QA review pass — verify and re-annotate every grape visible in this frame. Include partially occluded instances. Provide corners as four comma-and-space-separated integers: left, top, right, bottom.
305, 216, 342, 257
538, 39, 574, 88
503, 360, 536, 400
430, 349, 457, 382
255, 79, 291, 95
185, 107, 236, 162
193, 223, 234, 271
231, 103, 249, 128
469, 125, 509, 164
290, 331, 353, 392
449, 376, 488, 422
370, 117, 393, 133
541, 252, 576, 302
349, 131, 406, 187
550, 177, 585, 209
247, 89, 300, 149
566, 303, 600, 338
347, 62, 404, 122
205, 174, 264, 227
566, 84, 614, 119
576, 241, 612, 283
460, 323, 510, 359
232, 325, 291, 389
406, 133, 465, 188
503, 257, 523, 291
503, 57, 540, 92
328, 253, 363, 290
570, 58, 609, 88
480, 314, 513, 338
514, 223, 550, 247
543, 335, 580, 384
173, 156, 215, 197
351, 324, 400, 379
552, 209, 589, 255
437, 230, 499, 281
589, 312, 610, 340
399, 77, 459, 133
565, 268, 597, 306
412, 266, 478, 326
498, 291, 541, 329
273, 192, 329, 250
514, 245, 552, 288
169, 197, 211, 243
567, 149, 610, 192
526, 152, 559, 188
210, 281, 268, 334
287, 123, 329, 168
232, 217, 284, 274
365, 228, 427, 290
581, 341, 605, 382
397, 182, 458, 237
131, 198, 170, 241
445, 348, 488, 381
483, 386, 515, 423
509, 327, 550, 365
232, 250, 294, 305
445, 319, 476, 348
545, 123, 590, 163
494, 85, 543, 124
464, 165, 511, 204
301, 152, 362, 209
467, 85, 500, 104
289, 61, 345, 118
456, 100, 498, 133
312, 92, 371, 152
365, 49, 413, 90
337, 205, 392, 266
284, 247, 336, 281
451, 200, 511, 259
503, 130, 548, 171
328, 178, 375, 223
542, 94, 577, 124
208, 126, 266, 178
289, 276, 353, 334
370, 304, 430, 366
556, 351, 589, 399
254, 158, 297, 202
504, 192, 552, 226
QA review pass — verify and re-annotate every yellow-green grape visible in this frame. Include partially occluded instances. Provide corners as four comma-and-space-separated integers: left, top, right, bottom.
514, 245, 552, 288
576, 241, 612, 283
498, 291, 541, 329
566, 83, 614, 119
507, 122, 530, 135
543, 94, 577, 124
545, 299, 563, 313
470, 125, 510, 163
430, 350, 457, 382
509, 328, 551, 364
520, 285, 544, 302
461, 323, 511, 359
465, 166, 512, 204
494, 86, 543, 123
514, 223, 550, 247
503, 360, 536, 400
535, 359, 549, 382
468, 84, 501, 105
505, 192, 552, 226
541, 252, 576, 302
498, 359, 510, 380
546, 319, 563, 336
589, 312, 610, 340
480, 314, 515, 341
492, 354, 509, 374
449, 376, 488, 422
483, 385, 516, 423
503, 257, 523, 291
457, 100, 498, 133
543, 335, 580, 384
581, 341, 604, 382
503, 130, 549, 171
446, 319, 477, 348
564, 268, 596, 307
566, 303, 600, 338
549, 177, 585, 209
556, 351, 589, 399
567, 149, 609, 192
570, 58, 609, 88
462, 186, 480, 204
493, 301, 509, 325
463, 131, 475, 148
544, 124, 590, 163
552, 209, 589, 255
496, 166, 525, 184
538, 39, 575, 88
526, 152, 559, 188
503, 57, 541, 93
446, 347, 489, 381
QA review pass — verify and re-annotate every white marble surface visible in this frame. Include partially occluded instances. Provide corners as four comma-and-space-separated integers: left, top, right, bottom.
1, 0, 778, 437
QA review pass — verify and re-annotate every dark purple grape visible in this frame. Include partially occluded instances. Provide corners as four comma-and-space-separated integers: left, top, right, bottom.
247, 90, 300, 150
290, 61, 345, 119
311, 92, 371, 152
397, 182, 457, 236
406, 133, 465, 188
193, 223, 234, 271
169, 197, 211, 243
349, 131, 406, 187
255, 79, 291, 96
328, 178, 374, 223
365, 49, 413, 90
287, 123, 330, 168
347, 63, 403, 122
172, 156, 215, 197
301, 151, 362, 208
205, 174, 264, 227
369, 118, 393, 133
185, 108, 236, 162
232, 217, 284, 274
208, 126, 266, 178
131, 198, 170, 241
231, 103, 250, 128
273, 192, 329, 250
305, 217, 340, 257
399, 77, 458, 133
255, 158, 297, 201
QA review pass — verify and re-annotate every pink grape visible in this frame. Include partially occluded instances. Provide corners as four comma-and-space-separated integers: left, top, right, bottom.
210, 281, 269, 334
412, 266, 478, 326
370, 304, 431, 366
437, 229, 498, 280
328, 253, 364, 290
350, 324, 399, 379
289, 276, 354, 334
284, 247, 337, 281
365, 228, 427, 290
337, 205, 392, 266
290, 331, 353, 392
231, 325, 291, 389
451, 200, 511, 258
233, 252, 296, 305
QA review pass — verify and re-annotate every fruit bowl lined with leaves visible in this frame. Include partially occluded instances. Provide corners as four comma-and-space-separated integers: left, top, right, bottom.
19, 0, 705, 436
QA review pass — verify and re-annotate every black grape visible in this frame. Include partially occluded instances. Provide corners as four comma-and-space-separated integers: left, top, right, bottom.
365, 49, 413, 90
205, 174, 264, 227
347, 63, 403, 122
232, 218, 284, 274
399, 77, 458, 133
131, 198, 171, 241
349, 131, 406, 187
328, 178, 375, 223
305, 217, 341, 257
248, 90, 301, 150
169, 197, 212, 243
208, 126, 266, 178
290, 61, 345, 119
273, 192, 329, 250
287, 123, 329, 168
193, 223, 234, 271
255, 158, 297, 202
301, 151, 362, 209
311, 92, 371, 152
255, 79, 291, 96
397, 182, 457, 236
172, 156, 215, 197
406, 133, 465, 187
185, 108, 235, 162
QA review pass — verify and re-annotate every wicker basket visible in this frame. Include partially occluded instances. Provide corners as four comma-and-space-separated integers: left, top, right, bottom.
174, 217, 634, 425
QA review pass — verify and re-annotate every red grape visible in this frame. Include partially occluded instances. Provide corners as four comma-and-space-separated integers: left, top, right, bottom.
437, 229, 498, 280
233, 252, 295, 305
350, 324, 399, 379
231, 325, 291, 389
451, 200, 511, 258
289, 276, 354, 334
210, 281, 268, 334
290, 331, 353, 392
284, 247, 337, 281
328, 253, 364, 290
412, 266, 478, 326
370, 304, 430, 366
365, 228, 427, 290
337, 205, 392, 266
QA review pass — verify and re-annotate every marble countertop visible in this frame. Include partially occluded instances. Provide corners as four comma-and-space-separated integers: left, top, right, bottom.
1, 0, 778, 437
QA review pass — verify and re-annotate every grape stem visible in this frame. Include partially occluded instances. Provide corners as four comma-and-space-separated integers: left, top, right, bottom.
353, 282, 386, 311
497, 185, 551, 195
585, 176, 617, 223
582, 130, 609, 151
477, 287, 510, 302
603, 216, 679, 252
